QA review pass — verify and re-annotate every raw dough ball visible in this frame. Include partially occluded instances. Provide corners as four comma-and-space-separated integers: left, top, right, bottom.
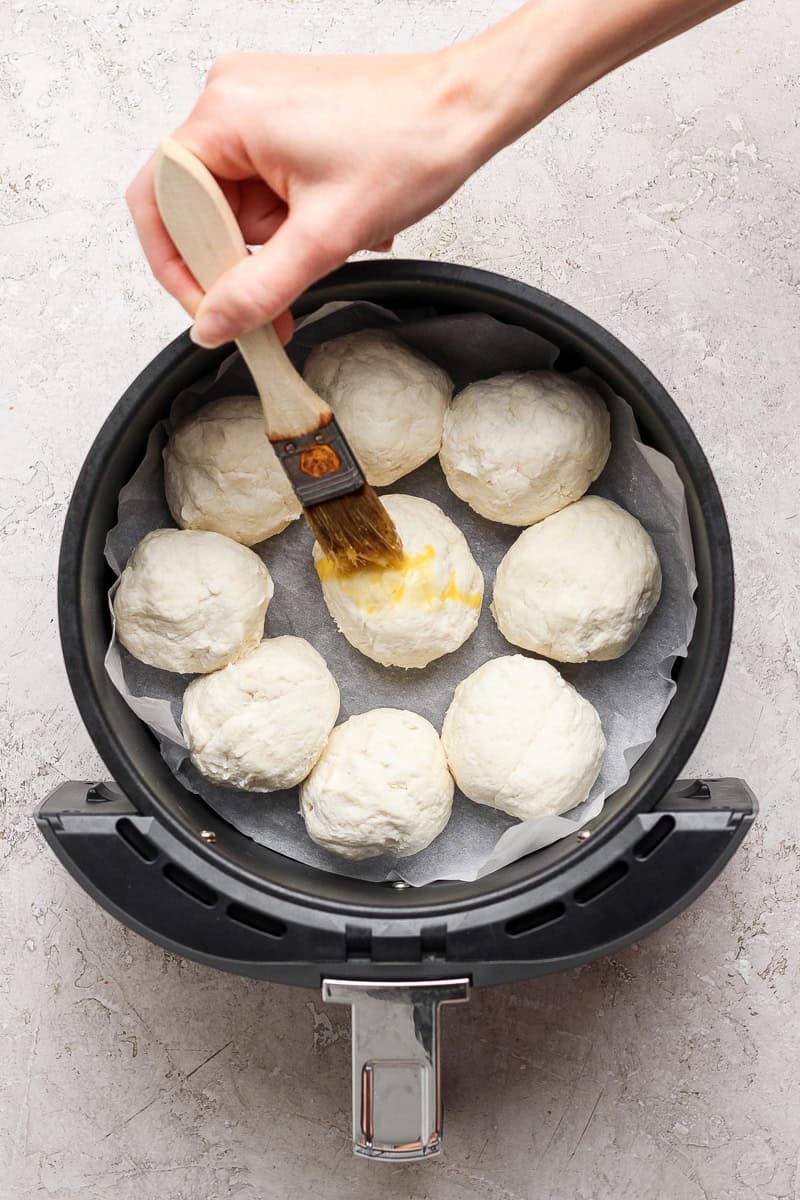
163, 395, 301, 545
114, 528, 273, 674
182, 636, 339, 791
440, 371, 610, 525
313, 493, 483, 668
302, 329, 453, 486
300, 708, 454, 859
441, 656, 606, 821
492, 496, 662, 662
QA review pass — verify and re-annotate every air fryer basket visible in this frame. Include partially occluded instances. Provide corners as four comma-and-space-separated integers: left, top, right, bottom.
37, 261, 755, 1159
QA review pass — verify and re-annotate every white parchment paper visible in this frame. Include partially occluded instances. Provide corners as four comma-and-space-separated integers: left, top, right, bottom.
105, 302, 696, 883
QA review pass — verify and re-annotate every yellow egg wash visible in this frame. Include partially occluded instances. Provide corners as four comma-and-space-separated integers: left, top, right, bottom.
316, 544, 482, 615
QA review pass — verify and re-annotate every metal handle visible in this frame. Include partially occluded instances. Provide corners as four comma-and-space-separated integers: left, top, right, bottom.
323, 977, 469, 1160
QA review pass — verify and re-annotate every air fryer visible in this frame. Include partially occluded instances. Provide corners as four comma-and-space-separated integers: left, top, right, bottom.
37, 261, 756, 1160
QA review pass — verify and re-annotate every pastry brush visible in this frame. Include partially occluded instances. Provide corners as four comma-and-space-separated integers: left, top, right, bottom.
153, 138, 403, 573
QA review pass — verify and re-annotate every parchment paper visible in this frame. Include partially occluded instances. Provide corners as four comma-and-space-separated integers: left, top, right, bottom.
105, 302, 697, 883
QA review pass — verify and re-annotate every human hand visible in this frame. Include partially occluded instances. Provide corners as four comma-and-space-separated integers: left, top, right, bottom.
127, 1, 741, 348
126, 49, 488, 347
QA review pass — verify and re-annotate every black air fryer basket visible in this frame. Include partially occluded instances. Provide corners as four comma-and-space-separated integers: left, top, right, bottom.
37, 261, 756, 1160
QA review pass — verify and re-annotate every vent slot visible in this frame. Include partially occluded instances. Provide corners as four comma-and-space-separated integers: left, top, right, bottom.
574, 860, 629, 904
227, 902, 286, 939
634, 815, 676, 860
506, 900, 566, 937
116, 818, 158, 863
162, 862, 217, 907
345, 924, 373, 960
420, 924, 447, 958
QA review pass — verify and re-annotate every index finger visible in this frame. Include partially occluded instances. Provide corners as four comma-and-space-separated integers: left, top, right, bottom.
125, 154, 204, 317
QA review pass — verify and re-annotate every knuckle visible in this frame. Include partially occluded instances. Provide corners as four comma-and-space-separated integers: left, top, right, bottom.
222, 266, 277, 326
300, 214, 356, 268
206, 51, 240, 84
242, 272, 279, 319
124, 169, 146, 213
326, 227, 356, 263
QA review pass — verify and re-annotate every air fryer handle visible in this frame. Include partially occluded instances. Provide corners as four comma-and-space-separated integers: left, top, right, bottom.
36, 776, 755, 1162
322, 978, 469, 1161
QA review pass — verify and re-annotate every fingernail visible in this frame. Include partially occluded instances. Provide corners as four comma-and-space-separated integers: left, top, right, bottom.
180, 291, 202, 320
190, 312, 230, 348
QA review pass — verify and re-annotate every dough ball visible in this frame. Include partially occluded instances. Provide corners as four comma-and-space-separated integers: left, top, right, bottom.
492, 496, 661, 662
313, 493, 483, 668
182, 636, 339, 791
440, 371, 610, 525
300, 708, 454, 859
302, 329, 453, 486
442, 656, 606, 821
163, 395, 301, 545
114, 529, 273, 674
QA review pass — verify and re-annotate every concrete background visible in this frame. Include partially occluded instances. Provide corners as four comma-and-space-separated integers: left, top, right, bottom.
2, 1, 799, 1196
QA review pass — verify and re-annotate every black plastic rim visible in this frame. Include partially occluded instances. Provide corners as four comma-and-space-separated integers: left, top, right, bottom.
57, 260, 734, 917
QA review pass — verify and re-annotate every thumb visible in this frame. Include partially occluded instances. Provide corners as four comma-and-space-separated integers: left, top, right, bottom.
190, 208, 352, 347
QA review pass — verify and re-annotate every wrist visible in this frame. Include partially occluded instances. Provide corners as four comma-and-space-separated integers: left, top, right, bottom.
437, 2, 580, 163
441, 0, 741, 163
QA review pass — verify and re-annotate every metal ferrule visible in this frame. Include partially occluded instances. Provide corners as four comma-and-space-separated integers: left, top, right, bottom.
273, 420, 365, 507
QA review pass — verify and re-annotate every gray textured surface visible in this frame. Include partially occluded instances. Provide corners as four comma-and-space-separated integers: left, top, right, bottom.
2, 1, 799, 1196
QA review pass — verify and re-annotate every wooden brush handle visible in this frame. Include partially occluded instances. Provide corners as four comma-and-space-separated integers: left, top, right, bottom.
153, 138, 330, 440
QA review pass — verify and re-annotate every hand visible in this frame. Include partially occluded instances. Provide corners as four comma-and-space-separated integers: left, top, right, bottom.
127, 1, 741, 348
126, 49, 487, 347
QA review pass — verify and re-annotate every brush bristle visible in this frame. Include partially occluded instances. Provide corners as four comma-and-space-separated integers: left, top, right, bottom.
304, 485, 404, 572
